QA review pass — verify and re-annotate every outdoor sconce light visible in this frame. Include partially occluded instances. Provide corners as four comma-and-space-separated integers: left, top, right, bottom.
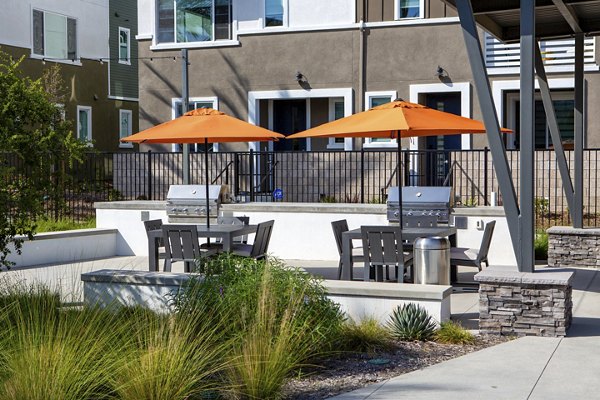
295, 71, 308, 84
435, 65, 449, 79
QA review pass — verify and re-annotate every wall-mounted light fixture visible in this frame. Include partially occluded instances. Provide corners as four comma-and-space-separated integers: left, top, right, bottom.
435, 65, 449, 79
295, 71, 308, 84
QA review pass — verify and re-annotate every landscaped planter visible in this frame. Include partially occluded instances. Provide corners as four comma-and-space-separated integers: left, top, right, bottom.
7, 228, 118, 268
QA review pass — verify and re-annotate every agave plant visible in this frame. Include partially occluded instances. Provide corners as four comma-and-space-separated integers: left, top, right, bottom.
388, 303, 437, 341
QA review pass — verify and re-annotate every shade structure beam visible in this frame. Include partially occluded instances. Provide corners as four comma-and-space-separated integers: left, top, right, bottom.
456, 0, 522, 270
535, 42, 575, 217
519, 0, 536, 272
552, 0, 583, 33
574, 33, 584, 228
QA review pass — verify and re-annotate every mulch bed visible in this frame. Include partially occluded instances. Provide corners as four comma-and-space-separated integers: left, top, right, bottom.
283, 335, 508, 399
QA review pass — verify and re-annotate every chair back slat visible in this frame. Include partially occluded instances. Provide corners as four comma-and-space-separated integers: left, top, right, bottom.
163, 224, 201, 261
477, 220, 496, 262
144, 219, 163, 232
331, 220, 349, 256
361, 226, 404, 268
251, 220, 274, 259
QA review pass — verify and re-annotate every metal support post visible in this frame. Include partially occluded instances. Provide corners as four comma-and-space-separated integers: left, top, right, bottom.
456, 0, 522, 269
574, 34, 584, 228
535, 43, 575, 215
519, 0, 535, 271
181, 49, 190, 185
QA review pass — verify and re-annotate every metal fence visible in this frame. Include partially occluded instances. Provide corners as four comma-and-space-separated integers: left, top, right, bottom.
10, 148, 600, 228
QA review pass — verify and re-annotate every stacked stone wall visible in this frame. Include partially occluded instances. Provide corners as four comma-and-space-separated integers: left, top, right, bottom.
547, 227, 600, 268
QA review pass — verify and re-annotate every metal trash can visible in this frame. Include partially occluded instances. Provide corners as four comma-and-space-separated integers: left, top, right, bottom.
413, 236, 450, 285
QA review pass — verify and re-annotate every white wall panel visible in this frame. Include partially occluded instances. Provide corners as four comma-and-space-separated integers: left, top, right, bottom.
0, 0, 109, 58
288, 0, 354, 27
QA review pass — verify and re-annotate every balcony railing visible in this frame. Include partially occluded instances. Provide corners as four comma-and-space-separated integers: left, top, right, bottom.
485, 33, 597, 73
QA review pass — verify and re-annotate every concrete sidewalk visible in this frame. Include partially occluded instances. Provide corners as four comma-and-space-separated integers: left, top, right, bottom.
330, 267, 600, 400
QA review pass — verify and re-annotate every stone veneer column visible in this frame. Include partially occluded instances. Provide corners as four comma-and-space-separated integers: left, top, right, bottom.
548, 226, 600, 268
475, 267, 574, 337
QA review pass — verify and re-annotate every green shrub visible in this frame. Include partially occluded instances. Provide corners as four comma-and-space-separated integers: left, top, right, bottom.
388, 303, 437, 341
34, 217, 95, 232
339, 317, 393, 353
434, 321, 475, 345
174, 254, 345, 398
535, 231, 549, 260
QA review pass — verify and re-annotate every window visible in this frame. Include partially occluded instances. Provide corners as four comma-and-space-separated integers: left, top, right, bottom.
32, 9, 77, 60
77, 106, 92, 144
119, 110, 133, 148
327, 98, 345, 149
172, 97, 218, 151
118, 27, 130, 64
265, 0, 284, 27
157, 0, 232, 44
509, 93, 576, 150
395, 0, 423, 20
364, 92, 396, 147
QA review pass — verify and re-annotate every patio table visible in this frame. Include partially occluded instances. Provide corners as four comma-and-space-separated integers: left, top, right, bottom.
147, 224, 258, 271
341, 226, 457, 281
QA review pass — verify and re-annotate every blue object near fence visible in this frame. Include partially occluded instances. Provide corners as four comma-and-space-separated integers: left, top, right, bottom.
273, 188, 283, 200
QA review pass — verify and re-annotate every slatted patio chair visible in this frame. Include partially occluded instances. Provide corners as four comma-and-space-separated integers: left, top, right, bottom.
450, 220, 496, 271
144, 219, 166, 270
331, 219, 365, 280
231, 220, 274, 260
361, 225, 414, 282
162, 224, 217, 272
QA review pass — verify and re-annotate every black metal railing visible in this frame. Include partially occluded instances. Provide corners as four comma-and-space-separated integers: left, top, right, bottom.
6, 148, 600, 228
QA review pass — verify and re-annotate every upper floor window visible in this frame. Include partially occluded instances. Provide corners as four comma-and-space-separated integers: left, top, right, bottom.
157, 0, 232, 44
32, 9, 77, 60
396, 0, 423, 20
118, 27, 130, 64
265, 0, 284, 27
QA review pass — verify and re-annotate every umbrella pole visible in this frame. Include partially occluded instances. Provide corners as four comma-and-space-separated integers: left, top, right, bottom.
397, 132, 403, 228
205, 138, 211, 231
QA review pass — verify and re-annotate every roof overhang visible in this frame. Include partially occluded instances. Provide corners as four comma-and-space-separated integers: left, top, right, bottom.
442, 0, 600, 43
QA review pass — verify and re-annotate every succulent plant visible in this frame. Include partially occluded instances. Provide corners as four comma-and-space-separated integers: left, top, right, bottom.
388, 303, 437, 341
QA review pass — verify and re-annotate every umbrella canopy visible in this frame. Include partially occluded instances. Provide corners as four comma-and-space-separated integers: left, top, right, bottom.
287, 100, 511, 140
287, 100, 512, 227
121, 108, 285, 143
121, 107, 283, 231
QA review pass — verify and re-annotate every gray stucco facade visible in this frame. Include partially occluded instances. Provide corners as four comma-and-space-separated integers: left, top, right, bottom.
137, 0, 600, 152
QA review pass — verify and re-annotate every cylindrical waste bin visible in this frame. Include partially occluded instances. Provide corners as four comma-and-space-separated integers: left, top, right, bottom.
413, 236, 450, 285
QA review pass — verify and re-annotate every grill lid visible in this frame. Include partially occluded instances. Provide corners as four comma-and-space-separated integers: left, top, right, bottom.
166, 185, 228, 201
387, 186, 451, 204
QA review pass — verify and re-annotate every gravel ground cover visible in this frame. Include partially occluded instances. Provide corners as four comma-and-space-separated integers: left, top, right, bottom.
284, 335, 508, 399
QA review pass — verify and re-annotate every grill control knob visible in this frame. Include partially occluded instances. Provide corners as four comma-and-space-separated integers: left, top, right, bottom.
394, 211, 399, 217
407, 212, 413, 216
194, 208, 200, 213
181, 208, 188, 213
169, 208, 177, 213
200, 208, 207, 215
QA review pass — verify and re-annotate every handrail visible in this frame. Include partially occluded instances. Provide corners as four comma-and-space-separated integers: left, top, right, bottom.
254, 159, 279, 192
443, 160, 486, 200
211, 160, 233, 184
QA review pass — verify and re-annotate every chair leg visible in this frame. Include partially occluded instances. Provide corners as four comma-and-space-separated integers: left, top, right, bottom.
337, 259, 343, 280
164, 259, 172, 272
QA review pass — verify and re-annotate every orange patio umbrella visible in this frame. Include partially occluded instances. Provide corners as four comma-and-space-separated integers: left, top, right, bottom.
121, 108, 284, 227
287, 100, 512, 225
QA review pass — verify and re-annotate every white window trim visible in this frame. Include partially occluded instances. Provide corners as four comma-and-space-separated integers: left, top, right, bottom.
363, 91, 397, 149
76, 105, 93, 146
394, 0, 425, 21
492, 78, 578, 149
119, 109, 134, 148
248, 88, 354, 151
327, 97, 345, 149
31, 7, 80, 64
262, 0, 289, 29
409, 82, 471, 150
118, 27, 131, 65
171, 96, 219, 152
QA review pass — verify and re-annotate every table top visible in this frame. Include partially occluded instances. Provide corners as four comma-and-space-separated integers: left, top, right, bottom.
148, 224, 257, 238
344, 226, 457, 239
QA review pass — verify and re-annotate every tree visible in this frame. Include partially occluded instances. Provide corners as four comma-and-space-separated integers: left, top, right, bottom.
0, 51, 87, 268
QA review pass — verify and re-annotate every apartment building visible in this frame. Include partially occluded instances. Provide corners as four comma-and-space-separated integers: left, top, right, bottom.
136, 0, 599, 153
0, 0, 139, 151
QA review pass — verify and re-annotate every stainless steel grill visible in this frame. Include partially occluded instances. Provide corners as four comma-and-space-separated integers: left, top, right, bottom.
387, 186, 452, 224
166, 185, 230, 223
